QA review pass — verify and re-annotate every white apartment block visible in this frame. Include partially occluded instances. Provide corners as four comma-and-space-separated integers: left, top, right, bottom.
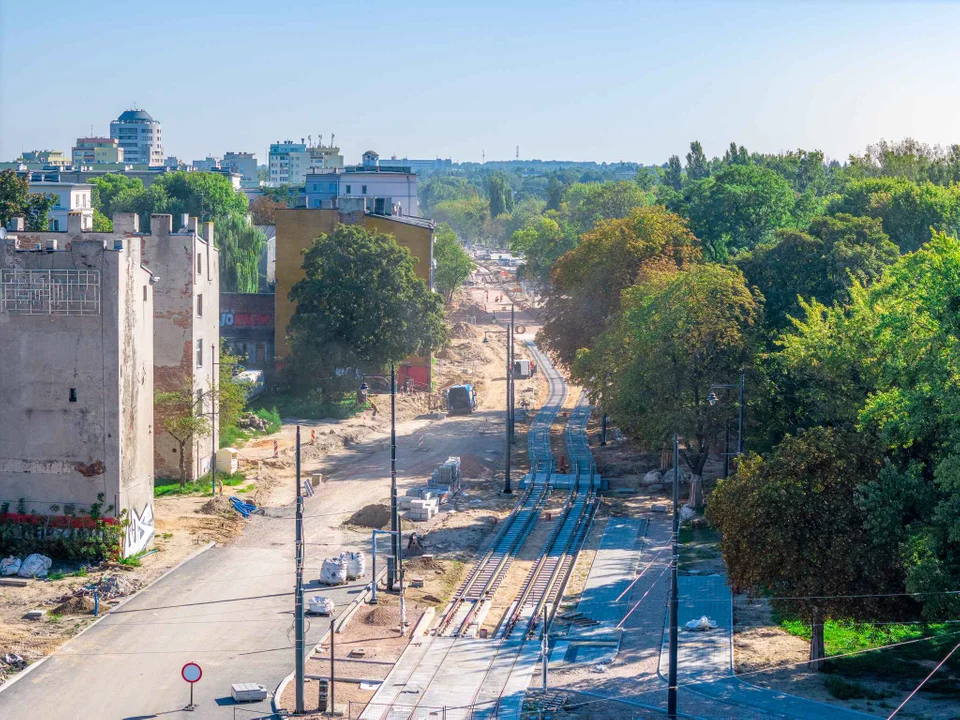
29, 180, 94, 231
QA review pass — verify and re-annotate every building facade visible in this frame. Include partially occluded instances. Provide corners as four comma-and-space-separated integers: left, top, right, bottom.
222, 152, 258, 186
303, 152, 419, 216
268, 140, 344, 186
141, 215, 220, 482
273, 207, 434, 388
21, 150, 70, 167
220, 292, 274, 371
379, 156, 453, 174
72, 138, 124, 165
0, 212, 156, 556
110, 109, 163, 167
29, 180, 94, 231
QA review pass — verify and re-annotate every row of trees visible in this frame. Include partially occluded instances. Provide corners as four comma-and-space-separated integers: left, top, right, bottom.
524, 139, 960, 666
89, 172, 266, 293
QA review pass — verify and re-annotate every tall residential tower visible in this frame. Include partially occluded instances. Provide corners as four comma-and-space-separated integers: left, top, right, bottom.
109, 109, 163, 166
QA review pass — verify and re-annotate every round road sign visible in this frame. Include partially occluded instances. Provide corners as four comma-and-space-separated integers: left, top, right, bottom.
181, 662, 202, 684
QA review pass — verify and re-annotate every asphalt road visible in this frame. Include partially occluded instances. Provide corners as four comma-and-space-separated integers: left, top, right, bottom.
0, 407, 505, 720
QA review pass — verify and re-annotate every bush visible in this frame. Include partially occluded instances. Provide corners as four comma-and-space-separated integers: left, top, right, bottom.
823, 676, 889, 701
154, 471, 247, 497
0, 494, 126, 561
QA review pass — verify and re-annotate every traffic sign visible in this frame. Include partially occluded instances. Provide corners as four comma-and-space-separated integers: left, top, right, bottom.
181, 662, 202, 683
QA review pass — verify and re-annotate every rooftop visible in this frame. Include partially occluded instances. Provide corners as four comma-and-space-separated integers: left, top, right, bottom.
75, 137, 116, 144
116, 109, 155, 123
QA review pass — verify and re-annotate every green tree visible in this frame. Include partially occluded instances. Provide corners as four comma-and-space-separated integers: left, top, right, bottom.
578, 264, 761, 506
433, 224, 475, 301
151, 171, 248, 223
663, 155, 683, 191
217, 215, 266, 293
510, 216, 576, 285
708, 427, 906, 669
736, 213, 898, 331
561, 181, 650, 233
488, 172, 514, 218
683, 164, 796, 259
685, 141, 710, 181
827, 177, 960, 252
432, 197, 489, 244
218, 342, 249, 446
287, 225, 447, 396
155, 388, 210, 488
88, 174, 146, 218
539, 205, 701, 369
0, 169, 55, 231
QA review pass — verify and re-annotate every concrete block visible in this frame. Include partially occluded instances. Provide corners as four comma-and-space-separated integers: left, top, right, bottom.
23, 609, 45, 620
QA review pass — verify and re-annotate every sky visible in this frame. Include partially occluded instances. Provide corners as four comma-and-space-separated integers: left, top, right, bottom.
2, 0, 960, 166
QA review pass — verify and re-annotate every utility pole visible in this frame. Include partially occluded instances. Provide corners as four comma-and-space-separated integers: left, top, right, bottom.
329, 616, 335, 715
389, 363, 399, 589
668, 433, 679, 719
295, 426, 305, 714
503, 326, 513, 494
541, 601, 548, 689
510, 304, 517, 442
737, 369, 745, 456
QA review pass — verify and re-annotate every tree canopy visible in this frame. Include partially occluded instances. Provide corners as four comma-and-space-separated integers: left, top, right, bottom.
538, 205, 701, 369
433, 224, 474, 302
287, 224, 447, 396
0, 169, 55, 231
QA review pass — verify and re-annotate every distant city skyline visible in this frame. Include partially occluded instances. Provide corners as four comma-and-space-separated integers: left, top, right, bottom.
3, 0, 960, 166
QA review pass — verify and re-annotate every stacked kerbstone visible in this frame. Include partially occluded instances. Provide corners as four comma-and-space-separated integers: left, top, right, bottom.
430, 457, 462, 493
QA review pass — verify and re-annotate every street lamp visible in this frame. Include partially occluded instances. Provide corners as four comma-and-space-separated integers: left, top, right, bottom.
708, 369, 745, 457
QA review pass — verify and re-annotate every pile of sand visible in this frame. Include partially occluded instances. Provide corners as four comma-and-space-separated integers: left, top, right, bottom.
53, 595, 96, 616
363, 605, 396, 626
459, 453, 489, 479
346, 504, 392, 529
405, 556, 443, 572
449, 322, 480, 340
198, 496, 237, 517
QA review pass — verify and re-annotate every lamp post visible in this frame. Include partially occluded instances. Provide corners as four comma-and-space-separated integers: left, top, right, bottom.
668, 433, 679, 718
707, 369, 745, 458
388, 363, 399, 590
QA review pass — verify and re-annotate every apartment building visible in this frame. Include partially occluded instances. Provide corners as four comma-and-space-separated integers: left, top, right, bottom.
110, 109, 163, 166
268, 139, 344, 186
72, 137, 124, 165
303, 151, 419, 216
28, 179, 94, 231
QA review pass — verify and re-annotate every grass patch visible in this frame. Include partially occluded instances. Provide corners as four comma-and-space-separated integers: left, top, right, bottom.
154, 470, 247, 497
220, 407, 283, 449
250, 392, 367, 421
48, 571, 65, 581
778, 615, 960, 688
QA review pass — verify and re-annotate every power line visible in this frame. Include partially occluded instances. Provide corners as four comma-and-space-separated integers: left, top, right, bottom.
887, 641, 960, 718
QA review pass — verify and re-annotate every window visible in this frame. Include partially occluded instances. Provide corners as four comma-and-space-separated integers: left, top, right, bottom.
362, 185, 367, 194
196, 340, 203, 367
197, 294, 203, 317
197, 253, 202, 274
143, 285, 147, 301
329, 183, 336, 193
345, 185, 351, 194
69, 388, 77, 403
314, 200, 321, 208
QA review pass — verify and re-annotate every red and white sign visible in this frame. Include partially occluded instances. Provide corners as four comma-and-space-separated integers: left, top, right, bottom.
181, 662, 202, 684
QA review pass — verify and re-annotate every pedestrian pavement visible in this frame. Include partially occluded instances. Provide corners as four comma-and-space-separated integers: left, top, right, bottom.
659, 574, 878, 719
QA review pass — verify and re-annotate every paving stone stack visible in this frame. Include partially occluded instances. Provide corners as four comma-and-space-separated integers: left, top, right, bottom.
430, 456, 461, 494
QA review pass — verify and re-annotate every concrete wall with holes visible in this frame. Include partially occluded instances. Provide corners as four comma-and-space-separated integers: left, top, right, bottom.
142, 214, 220, 482
0, 212, 155, 554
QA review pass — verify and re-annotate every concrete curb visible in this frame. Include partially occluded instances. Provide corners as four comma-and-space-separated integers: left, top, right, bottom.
0, 540, 217, 695
272, 567, 386, 717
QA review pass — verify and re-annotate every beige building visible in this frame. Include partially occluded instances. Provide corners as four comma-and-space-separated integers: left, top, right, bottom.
0, 212, 156, 555
142, 215, 220, 482
72, 137, 124, 165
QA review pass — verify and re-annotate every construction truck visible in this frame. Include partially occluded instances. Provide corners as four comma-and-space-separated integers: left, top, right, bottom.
446, 384, 478, 415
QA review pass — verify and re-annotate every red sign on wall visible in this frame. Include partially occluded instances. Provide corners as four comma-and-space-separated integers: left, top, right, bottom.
220, 312, 273, 328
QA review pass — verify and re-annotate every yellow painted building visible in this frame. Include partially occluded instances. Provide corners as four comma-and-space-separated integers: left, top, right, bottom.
274, 208, 435, 387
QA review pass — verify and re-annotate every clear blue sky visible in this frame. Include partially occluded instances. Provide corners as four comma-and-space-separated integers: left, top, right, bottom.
2, 0, 959, 166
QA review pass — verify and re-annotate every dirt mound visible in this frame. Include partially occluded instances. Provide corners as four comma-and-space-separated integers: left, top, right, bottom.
54, 596, 96, 616
346, 504, 392, 529
198, 496, 236, 516
459, 453, 489, 479
436, 346, 461, 361
405, 556, 443, 572
363, 605, 396, 626
449, 322, 480, 340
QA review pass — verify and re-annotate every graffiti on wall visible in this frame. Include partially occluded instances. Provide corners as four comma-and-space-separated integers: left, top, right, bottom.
220, 312, 273, 329
125, 501, 154, 556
